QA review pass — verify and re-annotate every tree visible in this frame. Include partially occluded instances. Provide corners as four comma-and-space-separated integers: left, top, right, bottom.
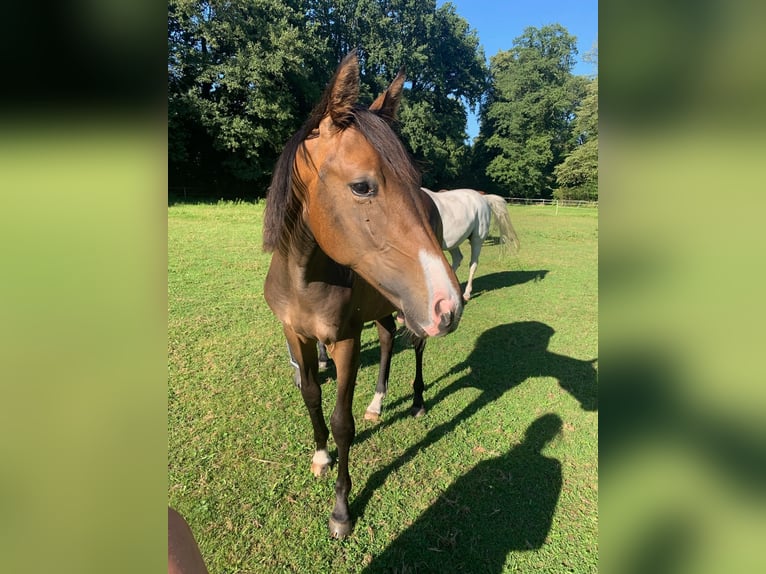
554, 75, 598, 201
477, 24, 585, 198
168, 0, 327, 197
306, 0, 488, 187
168, 0, 487, 198
554, 41, 597, 200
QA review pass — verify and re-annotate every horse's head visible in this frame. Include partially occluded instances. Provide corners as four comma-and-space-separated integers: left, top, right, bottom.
267, 53, 462, 337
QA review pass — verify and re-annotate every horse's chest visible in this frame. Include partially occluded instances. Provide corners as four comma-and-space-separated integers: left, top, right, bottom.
265, 254, 395, 341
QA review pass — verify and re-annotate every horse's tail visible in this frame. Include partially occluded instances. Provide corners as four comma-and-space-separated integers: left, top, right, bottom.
483, 194, 520, 251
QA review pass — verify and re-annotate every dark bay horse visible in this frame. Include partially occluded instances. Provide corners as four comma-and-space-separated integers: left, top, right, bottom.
262, 53, 463, 538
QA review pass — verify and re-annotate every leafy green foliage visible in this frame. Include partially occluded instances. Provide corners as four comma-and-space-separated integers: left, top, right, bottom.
477, 25, 586, 198
168, 0, 488, 197
168, 9, 597, 201
169, 0, 328, 196
555, 76, 598, 201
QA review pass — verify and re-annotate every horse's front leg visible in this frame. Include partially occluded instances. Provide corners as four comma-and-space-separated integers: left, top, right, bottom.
463, 234, 484, 301
328, 335, 361, 538
410, 335, 427, 417
364, 315, 396, 421
283, 327, 332, 478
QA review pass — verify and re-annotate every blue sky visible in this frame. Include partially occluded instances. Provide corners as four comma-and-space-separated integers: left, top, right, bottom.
437, 0, 598, 139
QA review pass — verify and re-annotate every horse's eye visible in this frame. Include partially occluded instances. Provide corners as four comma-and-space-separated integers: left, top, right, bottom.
350, 182, 376, 197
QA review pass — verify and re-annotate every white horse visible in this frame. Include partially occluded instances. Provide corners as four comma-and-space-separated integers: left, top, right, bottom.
422, 188, 519, 301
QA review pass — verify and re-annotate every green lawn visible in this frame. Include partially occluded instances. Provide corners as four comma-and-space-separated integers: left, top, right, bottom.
168, 201, 598, 573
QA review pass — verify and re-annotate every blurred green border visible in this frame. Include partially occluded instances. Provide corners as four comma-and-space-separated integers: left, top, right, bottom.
0, 122, 167, 573
601, 1, 766, 572
3, 0, 766, 571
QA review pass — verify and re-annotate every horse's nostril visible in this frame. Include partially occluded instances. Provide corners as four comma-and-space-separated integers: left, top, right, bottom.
434, 298, 456, 331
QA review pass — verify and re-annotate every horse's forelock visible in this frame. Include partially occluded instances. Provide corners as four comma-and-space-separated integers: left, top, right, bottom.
355, 107, 420, 190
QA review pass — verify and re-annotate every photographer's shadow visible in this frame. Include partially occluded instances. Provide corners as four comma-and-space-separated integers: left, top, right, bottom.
363, 414, 564, 573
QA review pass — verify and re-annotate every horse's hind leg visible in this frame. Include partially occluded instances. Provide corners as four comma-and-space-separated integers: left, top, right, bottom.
327, 335, 361, 538
448, 247, 463, 273
365, 315, 396, 421
410, 335, 427, 417
462, 234, 484, 301
284, 327, 331, 478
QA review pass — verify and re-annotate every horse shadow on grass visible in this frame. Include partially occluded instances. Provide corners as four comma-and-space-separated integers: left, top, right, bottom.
462, 269, 548, 302
354, 320, 597, 448
349, 321, 596, 546
335, 270, 550, 380
362, 414, 563, 573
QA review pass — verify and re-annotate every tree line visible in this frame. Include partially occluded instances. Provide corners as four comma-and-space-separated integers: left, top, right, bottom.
169, 0, 597, 201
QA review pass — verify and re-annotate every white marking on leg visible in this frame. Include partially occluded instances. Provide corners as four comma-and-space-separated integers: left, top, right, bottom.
311, 448, 332, 477
366, 391, 385, 416
464, 261, 478, 300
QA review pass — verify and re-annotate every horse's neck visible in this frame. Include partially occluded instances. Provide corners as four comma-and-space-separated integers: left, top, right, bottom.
300, 244, 354, 287
264, 239, 362, 341
272, 237, 354, 293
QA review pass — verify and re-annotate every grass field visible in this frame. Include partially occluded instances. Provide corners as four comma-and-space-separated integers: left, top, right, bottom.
168, 201, 598, 573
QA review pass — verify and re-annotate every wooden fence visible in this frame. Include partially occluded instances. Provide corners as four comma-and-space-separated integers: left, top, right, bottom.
505, 197, 598, 208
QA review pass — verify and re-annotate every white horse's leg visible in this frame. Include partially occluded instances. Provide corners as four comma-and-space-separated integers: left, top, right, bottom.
463, 235, 484, 301
448, 247, 463, 272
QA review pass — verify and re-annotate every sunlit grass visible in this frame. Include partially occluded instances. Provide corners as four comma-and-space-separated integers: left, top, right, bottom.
169, 201, 597, 573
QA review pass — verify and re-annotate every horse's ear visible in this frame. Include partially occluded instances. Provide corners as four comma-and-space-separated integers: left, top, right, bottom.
370, 66, 405, 122
325, 52, 360, 128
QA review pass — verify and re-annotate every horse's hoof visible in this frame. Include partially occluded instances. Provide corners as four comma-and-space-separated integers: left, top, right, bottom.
329, 517, 353, 539
364, 410, 381, 422
318, 360, 328, 371
411, 406, 426, 418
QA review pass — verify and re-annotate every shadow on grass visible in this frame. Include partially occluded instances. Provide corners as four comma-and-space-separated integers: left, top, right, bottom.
354, 320, 597, 449
362, 414, 563, 573
466, 269, 548, 301
350, 321, 596, 535
349, 270, 549, 379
